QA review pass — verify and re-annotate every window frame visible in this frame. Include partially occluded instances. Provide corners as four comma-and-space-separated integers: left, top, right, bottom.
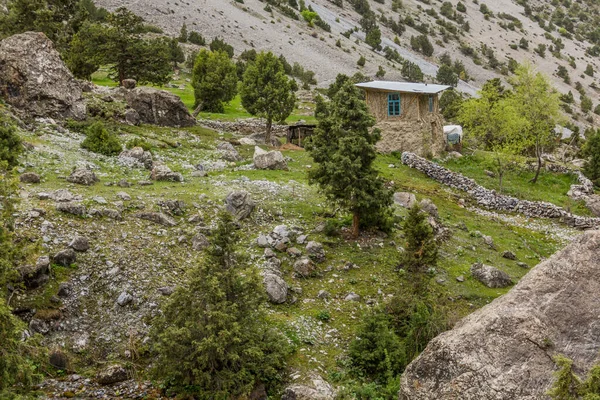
428, 94, 434, 113
387, 93, 401, 117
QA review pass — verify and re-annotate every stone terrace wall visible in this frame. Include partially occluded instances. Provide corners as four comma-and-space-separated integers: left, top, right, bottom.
401, 152, 600, 230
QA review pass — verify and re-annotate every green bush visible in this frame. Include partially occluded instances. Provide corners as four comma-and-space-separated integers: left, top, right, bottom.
0, 116, 22, 167
126, 137, 152, 151
583, 129, 600, 186
81, 122, 122, 156
316, 310, 331, 322
400, 205, 438, 273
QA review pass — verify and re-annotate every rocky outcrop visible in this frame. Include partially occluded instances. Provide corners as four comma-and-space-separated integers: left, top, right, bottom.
399, 230, 600, 400
123, 87, 196, 127
253, 147, 288, 170
0, 32, 85, 120
401, 152, 600, 230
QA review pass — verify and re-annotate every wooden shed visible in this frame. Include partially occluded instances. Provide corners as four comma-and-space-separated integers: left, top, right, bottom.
355, 81, 450, 157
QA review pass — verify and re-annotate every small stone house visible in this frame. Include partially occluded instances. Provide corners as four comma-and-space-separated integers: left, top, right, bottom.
355, 81, 450, 156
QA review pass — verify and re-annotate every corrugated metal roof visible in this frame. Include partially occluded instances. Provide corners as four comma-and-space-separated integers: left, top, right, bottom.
355, 81, 451, 94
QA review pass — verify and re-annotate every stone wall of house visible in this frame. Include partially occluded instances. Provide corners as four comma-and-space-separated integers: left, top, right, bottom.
401, 152, 600, 229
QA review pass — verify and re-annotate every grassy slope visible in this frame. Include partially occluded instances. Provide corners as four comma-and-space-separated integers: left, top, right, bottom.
15, 120, 574, 387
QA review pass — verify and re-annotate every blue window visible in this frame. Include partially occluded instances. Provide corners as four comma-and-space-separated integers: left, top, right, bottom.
388, 93, 401, 116
428, 95, 434, 112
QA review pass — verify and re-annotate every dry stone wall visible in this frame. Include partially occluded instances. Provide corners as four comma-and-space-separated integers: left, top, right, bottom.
198, 119, 288, 136
401, 152, 600, 230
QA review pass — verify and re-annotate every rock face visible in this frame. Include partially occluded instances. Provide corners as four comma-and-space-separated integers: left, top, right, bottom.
470, 262, 512, 288
0, 32, 85, 120
399, 230, 600, 400
253, 147, 288, 170
123, 87, 196, 127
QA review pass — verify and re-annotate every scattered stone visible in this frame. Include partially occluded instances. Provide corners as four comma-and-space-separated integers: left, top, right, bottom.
0, 32, 85, 120
344, 292, 361, 302
470, 262, 512, 288
264, 248, 276, 258
192, 234, 210, 251
92, 196, 107, 205
122, 79, 136, 89
191, 170, 207, 177
123, 87, 196, 127
274, 241, 288, 252
257, 235, 269, 248
306, 241, 325, 263
159, 199, 186, 216
502, 250, 517, 260
264, 273, 288, 304
117, 179, 131, 188
482, 235, 496, 250
456, 275, 465, 282
95, 208, 122, 220
69, 236, 89, 252
225, 191, 255, 220
151, 165, 183, 182
317, 290, 329, 299
96, 365, 128, 385
253, 146, 288, 170
287, 247, 303, 257
66, 169, 98, 186
57, 282, 72, 298
20, 172, 40, 183
116, 191, 131, 201
297, 234, 308, 245
419, 198, 439, 218
51, 189, 75, 202
293, 258, 315, 277
116, 292, 133, 307
517, 262, 530, 269
134, 212, 176, 227
157, 286, 174, 296
394, 192, 417, 208
119, 147, 152, 169
281, 374, 336, 400
53, 248, 76, 267
239, 137, 257, 145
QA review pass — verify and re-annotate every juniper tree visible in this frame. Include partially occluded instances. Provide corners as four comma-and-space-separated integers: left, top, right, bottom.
151, 212, 290, 398
240, 51, 297, 145
192, 49, 238, 113
400, 204, 437, 276
306, 82, 393, 237
583, 129, 600, 186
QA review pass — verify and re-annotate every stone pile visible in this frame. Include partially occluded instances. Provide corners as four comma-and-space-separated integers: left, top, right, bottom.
401, 152, 600, 229
198, 118, 288, 136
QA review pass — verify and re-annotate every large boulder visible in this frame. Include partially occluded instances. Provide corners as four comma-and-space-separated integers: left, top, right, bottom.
66, 169, 99, 186
393, 192, 417, 208
470, 262, 512, 288
281, 374, 336, 400
0, 32, 85, 120
150, 164, 183, 182
399, 230, 600, 400
253, 147, 288, 170
263, 273, 288, 304
119, 147, 153, 169
123, 87, 196, 127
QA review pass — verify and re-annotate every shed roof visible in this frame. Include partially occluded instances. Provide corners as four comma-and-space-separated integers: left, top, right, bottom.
355, 81, 451, 94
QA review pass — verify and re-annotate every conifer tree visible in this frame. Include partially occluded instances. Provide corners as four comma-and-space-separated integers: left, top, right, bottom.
240, 51, 297, 145
400, 204, 437, 274
306, 81, 393, 237
178, 23, 188, 43
151, 212, 290, 398
583, 129, 600, 187
192, 49, 238, 113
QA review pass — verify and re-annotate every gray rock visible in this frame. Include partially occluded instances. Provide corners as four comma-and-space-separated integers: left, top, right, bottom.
123, 87, 196, 127
253, 146, 288, 170
20, 172, 40, 183
470, 262, 512, 288
151, 165, 183, 182
517, 262, 530, 269
297, 234, 308, 244
281, 375, 336, 400
116, 292, 133, 307
419, 198, 439, 218
119, 147, 152, 169
293, 258, 315, 277
264, 273, 288, 304
218, 142, 242, 162
257, 234, 269, 248
267, 257, 282, 271
69, 235, 89, 252
124, 108, 140, 125
306, 241, 325, 263
134, 212, 176, 227
159, 199, 186, 216
502, 250, 517, 260
394, 192, 417, 208
92, 196, 107, 205
317, 290, 329, 299
157, 286, 174, 296
344, 292, 361, 302
117, 179, 131, 188
116, 191, 131, 201
585, 195, 600, 217
400, 230, 600, 400
96, 365, 128, 385
264, 248, 276, 258
191, 170, 207, 177
96, 208, 122, 220
66, 169, 98, 186
0, 32, 85, 120
53, 248, 76, 267
482, 235, 496, 250
192, 234, 210, 251
225, 191, 255, 220
57, 282, 72, 298
287, 247, 303, 257
456, 275, 465, 282
18, 256, 50, 289
51, 189, 75, 202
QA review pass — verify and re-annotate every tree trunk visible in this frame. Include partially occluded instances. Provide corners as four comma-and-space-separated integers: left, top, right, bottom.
352, 212, 360, 238
530, 143, 542, 184
496, 156, 504, 193
119, 68, 125, 87
192, 103, 203, 118
265, 119, 273, 147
